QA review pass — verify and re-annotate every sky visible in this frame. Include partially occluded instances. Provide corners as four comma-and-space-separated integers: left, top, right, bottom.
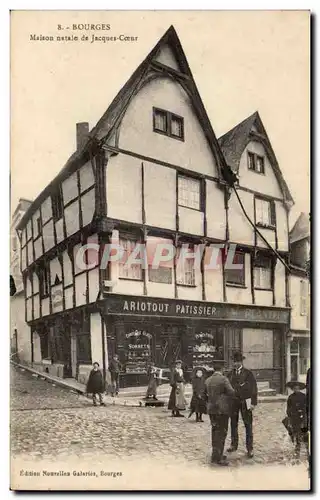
10, 10, 310, 228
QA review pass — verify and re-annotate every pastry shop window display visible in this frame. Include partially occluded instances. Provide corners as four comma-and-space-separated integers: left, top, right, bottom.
125, 330, 152, 374
192, 330, 224, 373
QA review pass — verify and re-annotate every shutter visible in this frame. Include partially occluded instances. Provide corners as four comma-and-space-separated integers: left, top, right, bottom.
270, 201, 276, 226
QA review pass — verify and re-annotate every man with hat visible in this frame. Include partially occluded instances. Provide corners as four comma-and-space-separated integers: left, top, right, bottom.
285, 380, 308, 459
227, 351, 257, 458
204, 359, 235, 466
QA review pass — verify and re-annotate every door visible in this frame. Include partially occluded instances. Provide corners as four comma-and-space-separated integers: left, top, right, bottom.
156, 325, 182, 369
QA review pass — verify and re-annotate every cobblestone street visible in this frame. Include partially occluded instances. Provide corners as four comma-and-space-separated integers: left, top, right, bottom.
10, 365, 310, 490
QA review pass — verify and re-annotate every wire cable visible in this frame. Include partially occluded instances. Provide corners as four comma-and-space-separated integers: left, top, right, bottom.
232, 184, 291, 273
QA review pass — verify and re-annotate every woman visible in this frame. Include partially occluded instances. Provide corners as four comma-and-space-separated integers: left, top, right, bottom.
168, 360, 186, 417
188, 367, 207, 422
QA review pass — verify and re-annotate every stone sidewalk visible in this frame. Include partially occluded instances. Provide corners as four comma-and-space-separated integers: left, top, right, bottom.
11, 361, 287, 407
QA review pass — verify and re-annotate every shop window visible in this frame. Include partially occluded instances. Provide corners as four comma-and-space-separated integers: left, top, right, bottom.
178, 175, 201, 210
255, 197, 276, 227
192, 328, 224, 370
176, 248, 195, 286
248, 152, 265, 174
300, 280, 308, 316
254, 253, 273, 290
148, 266, 172, 284
153, 107, 184, 140
119, 238, 142, 280
225, 251, 245, 286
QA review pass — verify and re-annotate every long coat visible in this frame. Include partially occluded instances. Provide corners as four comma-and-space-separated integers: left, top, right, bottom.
204, 372, 235, 415
86, 369, 105, 394
168, 369, 186, 411
146, 365, 159, 397
287, 391, 307, 434
227, 367, 258, 406
190, 376, 207, 414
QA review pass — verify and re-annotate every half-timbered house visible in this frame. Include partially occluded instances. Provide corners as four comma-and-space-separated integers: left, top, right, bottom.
16, 26, 293, 391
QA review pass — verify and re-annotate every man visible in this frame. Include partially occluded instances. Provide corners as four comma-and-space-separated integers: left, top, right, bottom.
108, 354, 122, 397
204, 360, 235, 466
227, 351, 257, 458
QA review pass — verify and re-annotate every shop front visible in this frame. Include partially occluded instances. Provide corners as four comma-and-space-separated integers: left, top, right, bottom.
103, 294, 290, 392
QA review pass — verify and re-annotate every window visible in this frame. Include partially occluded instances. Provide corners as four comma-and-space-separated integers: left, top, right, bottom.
300, 280, 308, 316
148, 266, 172, 284
247, 151, 265, 174
225, 251, 245, 286
254, 253, 273, 290
119, 238, 142, 280
51, 187, 63, 222
255, 197, 276, 227
153, 107, 184, 140
176, 248, 195, 286
178, 175, 201, 210
39, 264, 50, 298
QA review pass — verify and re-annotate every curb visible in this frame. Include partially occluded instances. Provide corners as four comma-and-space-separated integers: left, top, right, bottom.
11, 361, 287, 405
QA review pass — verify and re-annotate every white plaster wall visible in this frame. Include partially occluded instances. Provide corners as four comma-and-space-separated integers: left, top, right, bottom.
27, 241, 33, 265
178, 206, 204, 236
276, 201, 289, 252
144, 162, 176, 230
113, 279, 144, 296
55, 219, 64, 244
274, 259, 286, 308
63, 250, 73, 286
107, 154, 142, 223
118, 76, 219, 177
228, 189, 254, 246
290, 274, 309, 331
41, 297, 50, 317
80, 189, 95, 227
75, 273, 87, 307
154, 43, 180, 70
65, 201, 80, 237
88, 267, 100, 303
41, 197, 53, 224
26, 298, 32, 321
62, 172, 78, 205
79, 161, 95, 192
10, 293, 32, 363
65, 287, 73, 309
206, 180, 226, 240
238, 141, 284, 198
33, 294, 40, 319
43, 220, 55, 252
204, 246, 224, 302
255, 289, 273, 306
256, 228, 276, 250
90, 312, 103, 367
34, 238, 43, 260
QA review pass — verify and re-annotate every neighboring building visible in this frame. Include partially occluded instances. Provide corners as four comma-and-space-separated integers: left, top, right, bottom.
286, 212, 310, 383
16, 26, 294, 392
10, 198, 33, 361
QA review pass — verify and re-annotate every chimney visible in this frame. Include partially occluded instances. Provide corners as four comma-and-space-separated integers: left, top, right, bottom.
76, 122, 89, 150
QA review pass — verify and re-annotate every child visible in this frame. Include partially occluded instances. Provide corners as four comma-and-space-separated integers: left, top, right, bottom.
188, 367, 207, 422
285, 380, 308, 458
86, 362, 105, 406
109, 354, 122, 397
145, 361, 159, 400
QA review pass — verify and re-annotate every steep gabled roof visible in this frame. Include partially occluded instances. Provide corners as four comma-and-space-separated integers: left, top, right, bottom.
218, 111, 294, 204
290, 212, 310, 244
17, 26, 228, 230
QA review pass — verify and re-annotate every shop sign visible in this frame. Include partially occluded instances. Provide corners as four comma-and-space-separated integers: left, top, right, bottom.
105, 295, 290, 324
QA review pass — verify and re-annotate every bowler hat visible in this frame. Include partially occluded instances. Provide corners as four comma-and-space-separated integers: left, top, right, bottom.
232, 351, 246, 362
212, 359, 226, 369
286, 380, 306, 390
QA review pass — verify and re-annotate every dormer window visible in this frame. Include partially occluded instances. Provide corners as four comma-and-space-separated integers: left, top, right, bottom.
248, 152, 265, 174
153, 107, 184, 141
